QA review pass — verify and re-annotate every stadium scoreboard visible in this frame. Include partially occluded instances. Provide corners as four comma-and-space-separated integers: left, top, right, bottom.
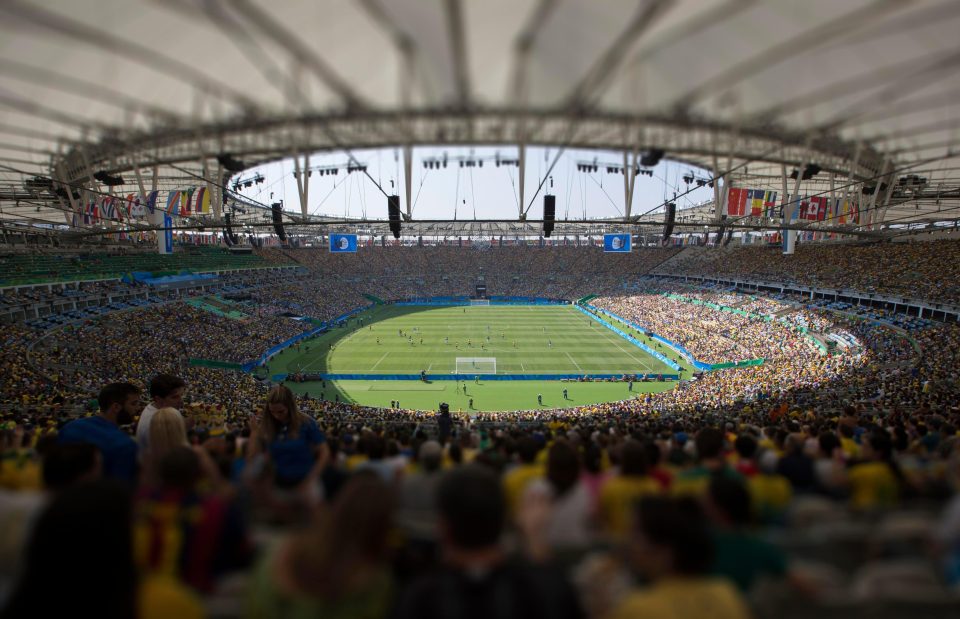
329, 234, 358, 253
603, 234, 631, 253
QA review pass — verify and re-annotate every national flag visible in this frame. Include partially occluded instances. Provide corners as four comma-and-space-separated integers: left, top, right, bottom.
181, 187, 195, 217
811, 196, 828, 221
727, 187, 747, 216
129, 194, 146, 219
146, 191, 159, 215
167, 190, 181, 215
763, 191, 778, 218
749, 189, 764, 216
193, 187, 211, 214
101, 197, 116, 220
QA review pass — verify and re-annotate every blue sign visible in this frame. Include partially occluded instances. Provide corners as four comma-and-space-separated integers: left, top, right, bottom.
329, 234, 358, 253
603, 233, 631, 253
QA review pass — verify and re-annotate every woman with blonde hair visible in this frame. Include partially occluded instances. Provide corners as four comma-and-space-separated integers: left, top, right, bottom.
148, 407, 188, 462
144, 407, 223, 491
248, 385, 329, 488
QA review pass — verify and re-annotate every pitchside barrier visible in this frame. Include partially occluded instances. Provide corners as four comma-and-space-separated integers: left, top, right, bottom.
245, 303, 376, 371
574, 305, 683, 372
583, 303, 711, 372
272, 372, 680, 382
395, 296, 569, 307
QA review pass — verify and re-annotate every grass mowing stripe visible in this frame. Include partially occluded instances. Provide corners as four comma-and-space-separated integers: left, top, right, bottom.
267, 305, 686, 412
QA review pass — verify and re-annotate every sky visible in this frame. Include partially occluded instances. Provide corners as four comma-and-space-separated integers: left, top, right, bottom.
233, 146, 716, 221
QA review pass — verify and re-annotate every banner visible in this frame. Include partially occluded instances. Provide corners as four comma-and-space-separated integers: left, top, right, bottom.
727, 187, 747, 216
782, 196, 800, 255
161, 214, 173, 254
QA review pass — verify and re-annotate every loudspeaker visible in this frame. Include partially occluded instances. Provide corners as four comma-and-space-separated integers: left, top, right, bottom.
662, 202, 676, 242
640, 149, 665, 167
723, 229, 734, 246
271, 203, 286, 242
543, 195, 556, 237
224, 213, 239, 245
388, 195, 401, 239
716, 215, 726, 247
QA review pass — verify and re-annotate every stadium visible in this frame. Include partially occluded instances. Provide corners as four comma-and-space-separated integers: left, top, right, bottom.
1, 1, 960, 617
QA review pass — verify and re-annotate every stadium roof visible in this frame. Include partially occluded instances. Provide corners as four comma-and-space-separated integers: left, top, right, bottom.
0, 0, 959, 238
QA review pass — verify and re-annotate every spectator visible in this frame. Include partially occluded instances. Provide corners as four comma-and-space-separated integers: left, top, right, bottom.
609, 496, 750, 619
247, 385, 329, 489
137, 374, 186, 454
1, 480, 204, 619
246, 473, 394, 618
393, 464, 583, 619
57, 383, 141, 484
135, 447, 251, 593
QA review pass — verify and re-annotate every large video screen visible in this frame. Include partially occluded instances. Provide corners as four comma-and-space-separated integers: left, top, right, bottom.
603, 233, 631, 253
329, 234, 358, 253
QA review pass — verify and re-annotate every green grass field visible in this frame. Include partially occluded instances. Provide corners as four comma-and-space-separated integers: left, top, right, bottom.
267, 305, 694, 412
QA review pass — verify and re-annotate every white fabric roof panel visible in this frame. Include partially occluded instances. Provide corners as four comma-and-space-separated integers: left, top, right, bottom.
0, 0, 957, 226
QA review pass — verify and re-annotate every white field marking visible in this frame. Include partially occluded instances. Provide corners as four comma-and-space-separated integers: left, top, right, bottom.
370, 352, 390, 370
596, 330, 655, 372
565, 351, 584, 373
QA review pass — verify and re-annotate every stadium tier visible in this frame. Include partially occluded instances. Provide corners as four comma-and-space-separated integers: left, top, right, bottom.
0, 246, 280, 287
2, 240, 960, 617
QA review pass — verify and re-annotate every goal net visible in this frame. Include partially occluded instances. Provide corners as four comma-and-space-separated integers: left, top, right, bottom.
456, 357, 497, 374
470, 299, 490, 306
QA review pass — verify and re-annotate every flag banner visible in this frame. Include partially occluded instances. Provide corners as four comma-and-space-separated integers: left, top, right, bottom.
193, 187, 211, 214
166, 190, 181, 216
128, 193, 147, 219
100, 196, 116, 221
811, 196, 828, 221
181, 187, 195, 217
763, 191, 778, 218
750, 189, 764, 216
146, 190, 159, 215
727, 187, 747, 216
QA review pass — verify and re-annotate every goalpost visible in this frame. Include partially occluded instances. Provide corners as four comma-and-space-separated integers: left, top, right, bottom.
470, 299, 490, 306
455, 357, 497, 374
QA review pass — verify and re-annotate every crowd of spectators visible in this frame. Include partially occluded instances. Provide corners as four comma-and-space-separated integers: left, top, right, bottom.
1, 242, 960, 616
660, 239, 960, 305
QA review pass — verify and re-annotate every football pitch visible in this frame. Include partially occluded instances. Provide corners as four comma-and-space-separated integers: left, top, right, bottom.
267, 305, 692, 412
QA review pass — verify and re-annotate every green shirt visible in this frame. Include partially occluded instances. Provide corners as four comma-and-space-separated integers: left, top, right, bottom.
245, 542, 393, 619
710, 529, 787, 592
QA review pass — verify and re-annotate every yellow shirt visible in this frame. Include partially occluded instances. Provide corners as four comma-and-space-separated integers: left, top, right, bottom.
848, 461, 898, 510
748, 474, 792, 523
840, 437, 860, 460
502, 464, 544, 516
139, 575, 205, 619
0, 454, 41, 491
599, 475, 661, 537
610, 578, 751, 619
344, 454, 368, 471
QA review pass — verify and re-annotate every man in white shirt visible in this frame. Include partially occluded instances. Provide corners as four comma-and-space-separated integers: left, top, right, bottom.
136, 373, 186, 453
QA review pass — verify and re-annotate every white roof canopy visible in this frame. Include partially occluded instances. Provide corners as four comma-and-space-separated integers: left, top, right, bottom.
0, 0, 958, 234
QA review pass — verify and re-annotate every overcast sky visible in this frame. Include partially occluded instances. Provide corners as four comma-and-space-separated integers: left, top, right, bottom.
236, 146, 715, 221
